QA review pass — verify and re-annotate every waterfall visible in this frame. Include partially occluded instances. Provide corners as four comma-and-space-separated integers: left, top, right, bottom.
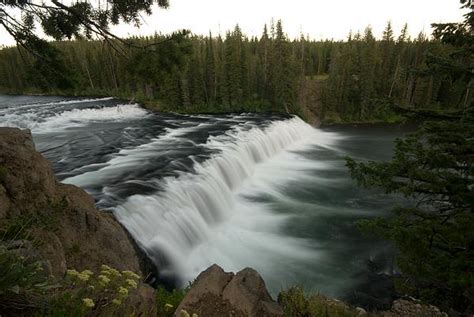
114, 117, 333, 286
1, 94, 399, 302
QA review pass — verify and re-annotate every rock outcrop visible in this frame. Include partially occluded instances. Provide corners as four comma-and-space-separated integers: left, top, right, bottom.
0, 127, 155, 314
382, 298, 448, 317
175, 264, 283, 317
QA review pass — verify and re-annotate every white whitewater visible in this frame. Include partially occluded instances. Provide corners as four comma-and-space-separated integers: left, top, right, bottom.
1, 102, 147, 132
114, 117, 338, 288
0, 97, 115, 114
36, 103, 148, 132
62, 122, 211, 190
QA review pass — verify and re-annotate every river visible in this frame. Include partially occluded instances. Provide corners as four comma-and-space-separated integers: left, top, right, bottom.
0, 95, 409, 309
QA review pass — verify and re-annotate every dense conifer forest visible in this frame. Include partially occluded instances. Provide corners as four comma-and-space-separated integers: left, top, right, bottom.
0, 20, 471, 122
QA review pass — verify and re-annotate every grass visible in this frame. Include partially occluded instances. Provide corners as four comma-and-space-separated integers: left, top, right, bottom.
0, 197, 68, 241
155, 285, 189, 317
278, 286, 376, 317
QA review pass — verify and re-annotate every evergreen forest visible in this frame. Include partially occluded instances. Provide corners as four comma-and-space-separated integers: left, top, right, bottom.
0, 20, 471, 123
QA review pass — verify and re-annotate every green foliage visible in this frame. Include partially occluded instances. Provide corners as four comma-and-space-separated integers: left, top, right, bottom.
347, 116, 474, 313
26, 44, 76, 92
432, 0, 473, 47
0, 247, 145, 316
43, 265, 141, 316
0, 214, 35, 241
0, 197, 67, 241
0, 245, 51, 297
346, 12, 472, 312
1, 1, 169, 49
0, 21, 469, 122
0, 21, 302, 115
278, 286, 361, 317
322, 111, 343, 124
155, 285, 188, 317
43, 291, 91, 317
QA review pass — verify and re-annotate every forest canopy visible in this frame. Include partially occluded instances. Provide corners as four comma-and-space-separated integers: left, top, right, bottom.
0, 20, 471, 123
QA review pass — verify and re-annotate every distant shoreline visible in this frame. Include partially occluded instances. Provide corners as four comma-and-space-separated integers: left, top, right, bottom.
0, 92, 413, 127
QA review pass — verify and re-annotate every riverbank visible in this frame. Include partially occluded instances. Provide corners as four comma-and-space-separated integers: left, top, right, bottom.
1, 90, 412, 129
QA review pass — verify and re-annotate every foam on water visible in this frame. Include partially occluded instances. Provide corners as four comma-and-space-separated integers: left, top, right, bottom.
1, 103, 148, 132
0, 97, 114, 113
37, 103, 148, 131
61, 122, 213, 187
113, 117, 338, 288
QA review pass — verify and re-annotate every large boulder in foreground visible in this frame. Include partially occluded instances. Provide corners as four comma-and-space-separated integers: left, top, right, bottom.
175, 264, 283, 317
0, 127, 155, 314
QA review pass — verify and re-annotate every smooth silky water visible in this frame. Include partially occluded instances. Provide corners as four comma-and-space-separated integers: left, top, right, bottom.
0, 95, 409, 308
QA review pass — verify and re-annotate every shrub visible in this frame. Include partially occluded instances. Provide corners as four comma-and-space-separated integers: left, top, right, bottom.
0, 245, 52, 296
44, 265, 141, 316
278, 286, 360, 317
155, 285, 188, 317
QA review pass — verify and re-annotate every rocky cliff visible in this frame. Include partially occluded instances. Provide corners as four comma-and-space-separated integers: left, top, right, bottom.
0, 127, 155, 314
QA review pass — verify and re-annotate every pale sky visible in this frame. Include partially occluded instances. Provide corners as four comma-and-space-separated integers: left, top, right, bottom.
0, 0, 468, 46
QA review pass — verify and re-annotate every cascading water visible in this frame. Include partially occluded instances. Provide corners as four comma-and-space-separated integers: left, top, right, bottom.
0, 94, 403, 305
1, 101, 147, 132
114, 117, 337, 287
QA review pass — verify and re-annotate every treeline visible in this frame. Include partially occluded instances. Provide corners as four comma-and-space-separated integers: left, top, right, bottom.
324, 24, 471, 122
0, 21, 470, 122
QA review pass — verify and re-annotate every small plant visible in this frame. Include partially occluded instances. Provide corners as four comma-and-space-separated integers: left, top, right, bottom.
44, 265, 142, 316
278, 286, 361, 317
0, 245, 51, 296
0, 215, 35, 241
156, 285, 189, 317
0, 245, 58, 314
0, 197, 68, 242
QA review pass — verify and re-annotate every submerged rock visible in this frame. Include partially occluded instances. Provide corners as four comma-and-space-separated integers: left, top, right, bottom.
175, 264, 283, 317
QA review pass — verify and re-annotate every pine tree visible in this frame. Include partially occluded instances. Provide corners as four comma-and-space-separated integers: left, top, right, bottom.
347, 2, 473, 313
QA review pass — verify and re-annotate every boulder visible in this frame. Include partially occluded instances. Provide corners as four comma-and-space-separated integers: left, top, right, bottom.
175, 264, 283, 317
0, 127, 155, 313
382, 297, 448, 317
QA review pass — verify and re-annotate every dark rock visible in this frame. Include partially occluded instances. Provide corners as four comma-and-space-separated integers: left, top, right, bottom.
176, 264, 283, 317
